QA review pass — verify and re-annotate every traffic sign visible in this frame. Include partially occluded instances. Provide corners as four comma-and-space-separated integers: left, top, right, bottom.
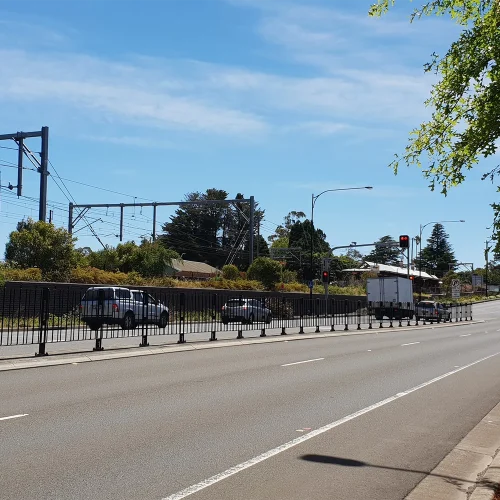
308, 280, 314, 289
451, 279, 461, 299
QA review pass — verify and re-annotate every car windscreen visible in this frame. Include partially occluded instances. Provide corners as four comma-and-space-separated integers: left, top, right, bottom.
82, 289, 114, 301
417, 302, 435, 309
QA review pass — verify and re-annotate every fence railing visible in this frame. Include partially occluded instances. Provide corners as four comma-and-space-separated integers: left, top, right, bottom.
0, 286, 473, 356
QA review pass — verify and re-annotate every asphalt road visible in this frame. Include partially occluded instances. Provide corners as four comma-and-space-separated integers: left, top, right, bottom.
1, 302, 499, 500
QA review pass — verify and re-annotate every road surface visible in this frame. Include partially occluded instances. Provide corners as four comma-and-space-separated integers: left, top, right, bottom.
0, 302, 499, 500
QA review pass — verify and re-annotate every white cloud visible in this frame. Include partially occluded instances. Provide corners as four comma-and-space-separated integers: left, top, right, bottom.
82, 135, 179, 150
0, 1, 451, 141
0, 50, 268, 136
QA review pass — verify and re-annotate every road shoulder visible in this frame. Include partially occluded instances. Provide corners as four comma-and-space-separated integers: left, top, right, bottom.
406, 402, 500, 500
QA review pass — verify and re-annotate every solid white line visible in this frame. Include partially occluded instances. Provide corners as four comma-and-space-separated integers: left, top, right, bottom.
401, 342, 420, 346
281, 358, 324, 367
0, 414, 28, 422
460, 334, 472, 337
162, 351, 500, 500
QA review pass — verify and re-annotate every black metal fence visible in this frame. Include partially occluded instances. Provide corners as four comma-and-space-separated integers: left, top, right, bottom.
0, 285, 473, 356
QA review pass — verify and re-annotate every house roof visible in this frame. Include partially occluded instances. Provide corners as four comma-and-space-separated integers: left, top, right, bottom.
343, 261, 439, 281
170, 259, 219, 275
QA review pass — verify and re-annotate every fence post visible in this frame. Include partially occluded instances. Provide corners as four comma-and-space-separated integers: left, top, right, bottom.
139, 293, 150, 347
178, 293, 186, 344
93, 289, 104, 351
281, 297, 287, 335
389, 302, 394, 328
299, 298, 304, 334
465, 302, 469, 321
379, 302, 384, 329
368, 301, 373, 330
330, 299, 335, 332
460, 303, 463, 322
357, 300, 361, 330
210, 294, 217, 341
36, 287, 50, 357
469, 303, 473, 321
398, 302, 402, 327
407, 302, 411, 327
315, 298, 320, 333
344, 299, 349, 331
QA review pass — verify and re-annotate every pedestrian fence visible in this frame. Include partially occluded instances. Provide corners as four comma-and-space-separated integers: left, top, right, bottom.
0, 286, 473, 356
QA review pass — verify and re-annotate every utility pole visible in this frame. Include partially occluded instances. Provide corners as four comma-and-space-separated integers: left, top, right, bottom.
0, 127, 50, 222
485, 239, 492, 297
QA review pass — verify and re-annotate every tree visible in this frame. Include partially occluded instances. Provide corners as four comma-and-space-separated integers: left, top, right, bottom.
87, 240, 178, 277
160, 189, 264, 269
247, 257, 282, 289
5, 219, 78, 281
131, 240, 179, 278
344, 247, 365, 265
366, 235, 401, 265
420, 223, 457, 275
370, 1, 500, 193
288, 219, 330, 278
268, 211, 306, 243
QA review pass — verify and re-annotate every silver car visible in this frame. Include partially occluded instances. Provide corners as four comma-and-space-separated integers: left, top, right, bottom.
80, 286, 169, 331
221, 298, 272, 325
415, 301, 451, 323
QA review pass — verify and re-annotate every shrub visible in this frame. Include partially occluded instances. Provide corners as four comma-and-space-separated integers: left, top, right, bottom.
222, 264, 240, 281
247, 257, 282, 290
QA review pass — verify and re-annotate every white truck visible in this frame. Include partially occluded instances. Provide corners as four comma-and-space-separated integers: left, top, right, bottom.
367, 276, 414, 320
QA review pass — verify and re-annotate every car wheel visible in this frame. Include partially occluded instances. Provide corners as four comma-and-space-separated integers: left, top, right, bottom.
88, 322, 102, 331
122, 312, 136, 330
157, 312, 169, 329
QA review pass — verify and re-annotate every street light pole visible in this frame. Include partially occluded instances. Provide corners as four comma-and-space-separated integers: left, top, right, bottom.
418, 219, 465, 301
310, 186, 373, 300
485, 238, 492, 297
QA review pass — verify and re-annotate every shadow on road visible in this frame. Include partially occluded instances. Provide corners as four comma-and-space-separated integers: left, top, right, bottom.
299, 454, 499, 493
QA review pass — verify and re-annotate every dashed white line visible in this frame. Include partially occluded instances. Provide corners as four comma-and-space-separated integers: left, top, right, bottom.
460, 334, 471, 337
162, 352, 500, 500
0, 414, 28, 422
281, 358, 324, 367
401, 342, 420, 347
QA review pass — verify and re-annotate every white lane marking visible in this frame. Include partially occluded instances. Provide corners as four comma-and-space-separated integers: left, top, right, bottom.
162, 351, 500, 500
367, 350, 372, 352
0, 414, 28, 422
281, 358, 324, 367
401, 342, 420, 346
460, 334, 471, 337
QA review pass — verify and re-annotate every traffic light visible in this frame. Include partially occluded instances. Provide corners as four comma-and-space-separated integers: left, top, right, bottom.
399, 235, 409, 248
322, 270, 330, 283
409, 275, 414, 281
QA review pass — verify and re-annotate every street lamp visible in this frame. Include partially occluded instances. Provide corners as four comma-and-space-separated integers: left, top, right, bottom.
310, 186, 373, 298
418, 219, 465, 300
485, 236, 493, 297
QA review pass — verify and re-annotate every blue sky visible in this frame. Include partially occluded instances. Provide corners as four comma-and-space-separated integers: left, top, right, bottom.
0, 0, 497, 267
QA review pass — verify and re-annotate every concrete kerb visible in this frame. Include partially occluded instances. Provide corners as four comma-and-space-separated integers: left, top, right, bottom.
0, 319, 485, 372
405, 401, 500, 500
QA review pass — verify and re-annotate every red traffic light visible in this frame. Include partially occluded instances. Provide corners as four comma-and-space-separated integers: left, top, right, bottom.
322, 271, 329, 283
399, 235, 409, 248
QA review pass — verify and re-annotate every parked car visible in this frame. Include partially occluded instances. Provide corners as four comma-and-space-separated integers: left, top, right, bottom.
415, 301, 451, 323
221, 298, 272, 325
80, 287, 169, 331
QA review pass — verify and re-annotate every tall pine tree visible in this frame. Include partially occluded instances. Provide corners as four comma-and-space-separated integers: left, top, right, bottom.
420, 223, 457, 276
366, 236, 401, 266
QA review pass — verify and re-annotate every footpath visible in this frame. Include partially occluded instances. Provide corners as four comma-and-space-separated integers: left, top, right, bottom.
1, 319, 499, 499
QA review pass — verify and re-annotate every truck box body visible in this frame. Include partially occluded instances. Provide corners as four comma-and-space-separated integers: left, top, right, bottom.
367, 277, 414, 319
